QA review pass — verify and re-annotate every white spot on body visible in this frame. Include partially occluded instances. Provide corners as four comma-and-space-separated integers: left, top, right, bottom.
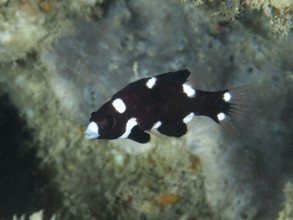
112, 98, 126, 113
119, 118, 138, 139
217, 112, 226, 121
85, 121, 99, 139
182, 83, 196, 97
152, 121, 162, 129
183, 112, 195, 124
223, 92, 232, 102
146, 77, 157, 89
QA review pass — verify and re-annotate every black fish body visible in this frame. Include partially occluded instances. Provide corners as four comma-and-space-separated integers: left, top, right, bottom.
85, 69, 239, 143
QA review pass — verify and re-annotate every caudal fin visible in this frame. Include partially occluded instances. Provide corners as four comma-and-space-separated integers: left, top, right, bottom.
195, 87, 248, 131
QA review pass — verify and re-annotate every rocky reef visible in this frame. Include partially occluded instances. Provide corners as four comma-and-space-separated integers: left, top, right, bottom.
0, 0, 292, 219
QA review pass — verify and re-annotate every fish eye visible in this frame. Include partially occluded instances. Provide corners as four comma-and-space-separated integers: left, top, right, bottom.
104, 115, 116, 129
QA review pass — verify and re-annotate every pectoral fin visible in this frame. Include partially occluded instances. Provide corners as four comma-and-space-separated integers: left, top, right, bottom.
158, 122, 187, 138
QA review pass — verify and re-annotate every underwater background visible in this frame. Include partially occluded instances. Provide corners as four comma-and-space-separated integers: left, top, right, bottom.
0, 0, 292, 219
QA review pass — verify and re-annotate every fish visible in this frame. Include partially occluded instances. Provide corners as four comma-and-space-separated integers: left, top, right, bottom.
85, 69, 243, 143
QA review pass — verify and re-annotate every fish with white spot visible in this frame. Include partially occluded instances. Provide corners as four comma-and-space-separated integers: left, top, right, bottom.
85, 69, 242, 143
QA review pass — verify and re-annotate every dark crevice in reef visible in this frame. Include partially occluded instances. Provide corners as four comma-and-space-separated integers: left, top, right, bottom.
0, 94, 49, 219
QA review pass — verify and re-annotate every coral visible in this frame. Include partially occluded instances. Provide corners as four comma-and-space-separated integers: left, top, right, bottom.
66, 0, 105, 18
0, 0, 106, 63
277, 182, 293, 220
159, 194, 182, 209
53, 140, 211, 219
178, 0, 243, 21
245, 0, 293, 36
178, 0, 292, 36
12, 210, 56, 220
0, 0, 47, 62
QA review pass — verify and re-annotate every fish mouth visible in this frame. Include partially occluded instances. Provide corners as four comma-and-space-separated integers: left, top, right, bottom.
84, 121, 99, 139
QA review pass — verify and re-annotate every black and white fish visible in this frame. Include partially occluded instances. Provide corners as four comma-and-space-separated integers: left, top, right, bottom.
85, 69, 243, 143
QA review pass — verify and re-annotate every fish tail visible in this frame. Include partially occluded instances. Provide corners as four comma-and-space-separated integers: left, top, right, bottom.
195, 87, 248, 129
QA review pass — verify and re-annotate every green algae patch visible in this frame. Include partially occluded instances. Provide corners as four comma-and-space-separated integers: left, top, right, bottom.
278, 182, 293, 220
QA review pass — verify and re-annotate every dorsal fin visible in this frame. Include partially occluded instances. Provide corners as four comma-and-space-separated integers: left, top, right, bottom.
155, 69, 190, 84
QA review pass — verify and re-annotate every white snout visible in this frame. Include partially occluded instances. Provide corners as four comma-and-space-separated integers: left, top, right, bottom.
85, 121, 99, 139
